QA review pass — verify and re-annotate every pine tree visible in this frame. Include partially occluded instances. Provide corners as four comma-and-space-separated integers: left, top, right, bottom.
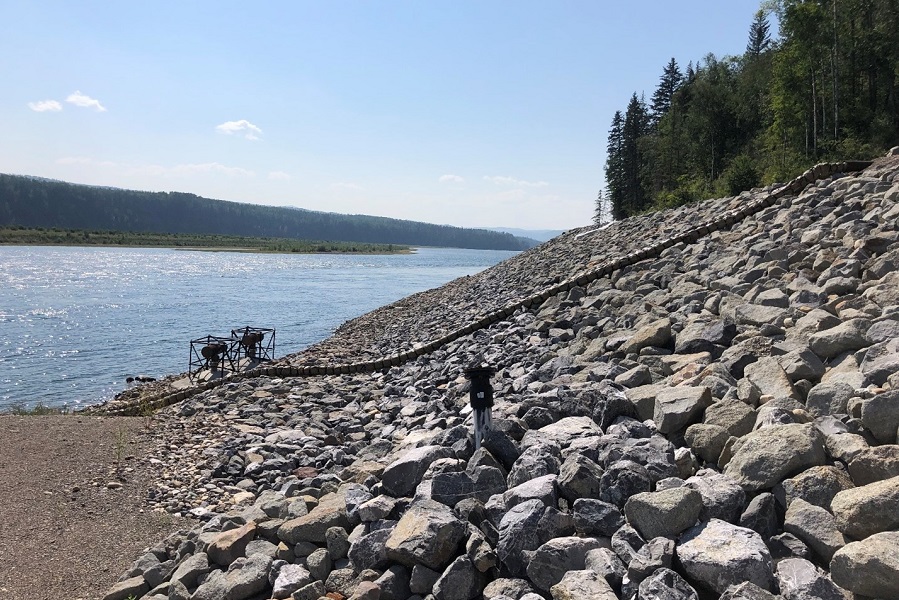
604, 111, 625, 220
621, 93, 650, 215
650, 58, 683, 126
593, 189, 609, 225
746, 9, 772, 58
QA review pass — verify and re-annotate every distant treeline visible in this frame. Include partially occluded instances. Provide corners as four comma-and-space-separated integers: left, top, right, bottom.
0, 226, 408, 254
0, 175, 538, 251
601, 0, 899, 221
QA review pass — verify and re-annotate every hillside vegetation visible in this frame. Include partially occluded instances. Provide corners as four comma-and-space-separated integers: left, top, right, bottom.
0, 174, 538, 251
602, 0, 899, 220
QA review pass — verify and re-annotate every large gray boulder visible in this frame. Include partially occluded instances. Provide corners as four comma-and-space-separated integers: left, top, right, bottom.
805, 382, 855, 418
830, 531, 899, 599
638, 568, 699, 600
622, 319, 672, 354
772, 465, 854, 511
860, 389, 899, 444
703, 399, 756, 437
744, 357, 799, 401
783, 499, 847, 564
381, 445, 454, 498
676, 519, 774, 594
548, 569, 618, 600
558, 454, 604, 502
433, 556, 487, 600
278, 489, 351, 544
775, 557, 849, 600
384, 499, 467, 571
623, 487, 703, 539
496, 499, 545, 576
847, 444, 899, 485
685, 469, 746, 523
653, 386, 714, 434
809, 318, 872, 359
526, 536, 607, 592
830, 476, 899, 539
723, 423, 826, 492
860, 339, 899, 387
507, 444, 561, 487
191, 553, 272, 600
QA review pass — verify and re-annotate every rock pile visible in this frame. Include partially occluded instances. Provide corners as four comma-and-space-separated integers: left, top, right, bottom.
103, 153, 899, 600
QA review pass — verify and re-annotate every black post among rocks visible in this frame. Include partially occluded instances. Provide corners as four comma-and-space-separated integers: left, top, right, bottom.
464, 365, 495, 450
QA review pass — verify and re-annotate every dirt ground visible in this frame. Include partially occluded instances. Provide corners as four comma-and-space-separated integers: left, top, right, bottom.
0, 415, 189, 600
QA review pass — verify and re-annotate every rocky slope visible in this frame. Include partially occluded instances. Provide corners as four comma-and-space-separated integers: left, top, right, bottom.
101, 152, 899, 600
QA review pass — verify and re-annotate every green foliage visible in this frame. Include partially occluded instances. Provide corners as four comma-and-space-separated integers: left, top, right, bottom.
0, 176, 537, 251
604, 0, 898, 220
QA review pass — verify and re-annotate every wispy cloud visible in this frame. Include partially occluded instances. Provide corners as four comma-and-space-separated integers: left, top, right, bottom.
28, 100, 62, 112
215, 119, 262, 140
331, 182, 364, 191
268, 171, 292, 181
439, 174, 465, 183
55, 156, 116, 167
66, 91, 106, 112
484, 175, 549, 188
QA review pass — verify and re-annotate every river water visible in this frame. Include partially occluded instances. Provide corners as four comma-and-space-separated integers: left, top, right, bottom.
0, 246, 517, 410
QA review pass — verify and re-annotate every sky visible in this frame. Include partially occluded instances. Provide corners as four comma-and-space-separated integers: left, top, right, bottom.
2, 1, 769, 231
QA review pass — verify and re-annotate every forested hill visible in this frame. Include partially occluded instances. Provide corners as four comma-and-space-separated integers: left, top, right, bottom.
0, 175, 538, 251
601, 0, 898, 221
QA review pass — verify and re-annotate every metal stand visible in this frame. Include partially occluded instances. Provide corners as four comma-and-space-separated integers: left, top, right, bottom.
188, 335, 238, 380
188, 325, 276, 381
230, 326, 276, 362
465, 365, 496, 450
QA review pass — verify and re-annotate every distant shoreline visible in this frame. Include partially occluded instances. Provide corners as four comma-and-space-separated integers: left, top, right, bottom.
0, 227, 412, 255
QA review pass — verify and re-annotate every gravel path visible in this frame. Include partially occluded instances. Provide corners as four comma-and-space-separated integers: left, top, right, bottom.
0, 415, 188, 600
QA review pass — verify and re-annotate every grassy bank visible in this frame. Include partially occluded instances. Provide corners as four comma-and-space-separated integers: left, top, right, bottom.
0, 227, 410, 254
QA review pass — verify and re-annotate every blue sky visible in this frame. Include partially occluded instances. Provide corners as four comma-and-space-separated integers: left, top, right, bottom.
3, 1, 767, 230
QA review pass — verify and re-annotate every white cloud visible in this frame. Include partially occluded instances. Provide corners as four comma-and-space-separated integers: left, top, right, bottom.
268, 171, 292, 181
66, 91, 106, 112
483, 175, 549, 188
438, 174, 464, 183
331, 182, 364, 191
215, 119, 263, 140
28, 100, 62, 112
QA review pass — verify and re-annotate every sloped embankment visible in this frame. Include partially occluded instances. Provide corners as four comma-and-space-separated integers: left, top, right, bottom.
102, 153, 899, 600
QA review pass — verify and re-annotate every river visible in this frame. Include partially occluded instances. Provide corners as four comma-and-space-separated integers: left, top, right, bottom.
0, 246, 517, 410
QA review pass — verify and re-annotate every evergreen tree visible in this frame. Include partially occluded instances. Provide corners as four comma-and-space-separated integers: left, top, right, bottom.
593, 189, 609, 225
746, 9, 772, 58
621, 93, 650, 215
604, 111, 626, 219
651, 58, 683, 126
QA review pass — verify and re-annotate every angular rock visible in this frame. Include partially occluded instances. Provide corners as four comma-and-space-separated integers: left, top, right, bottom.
170, 551, 210, 588
557, 454, 604, 502
409, 564, 441, 595
638, 567, 698, 600
830, 476, 899, 539
381, 445, 454, 498
830, 531, 899, 599
622, 319, 672, 354
272, 564, 312, 599
860, 389, 899, 444
208, 521, 257, 566
585, 547, 626, 590
719, 582, 779, 600
775, 557, 848, 600
598, 460, 652, 508
101, 576, 149, 600
860, 339, 899, 387
676, 519, 774, 594
548, 569, 617, 600
744, 357, 799, 401
675, 319, 736, 355
628, 536, 675, 584
572, 498, 624, 537
279, 489, 350, 544
848, 444, 899, 485
496, 499, 544, 576
684, 470, 746, 523
192, 553, 272, 600
624, 487, 702, 540
779, 349, 826, 383
783, 498, 846, 564
703, 400, 756, 437
433, 556, 486, 600
773, 465, 853, 511
504, 473, 558, 508
653, 386, 714, 434
526, 536, 607, 592
724, 423, 826, 492
684, 423, 730, 464
739, 493, 779, 540
507, 444, 561, 488
805, 382, 855, 418
809, 318, 872, 359
384, 499, 467, 571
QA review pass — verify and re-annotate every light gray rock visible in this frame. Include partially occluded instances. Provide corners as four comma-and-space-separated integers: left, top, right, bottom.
860, 339, 899, 386
272, 564, 312, 599
775, 557, 848, 600
482, 578, 536, 600
719, 581, 779, 600
557, 454, 604, 502
744, 357, 799, 401
622, 319, 672, 354
805, 382, 855, 418
830, 531, 899, 599
624, 487, 703, 539
504, 473, 558, 508
548, 569, 617, 600
734, 304, 787, 328
278, 489, 351, 544
779, 349, 826, 383
685, 469, 746, 523
526, 536, 607, 592
653, 386, 714, 434
409, 564, 441, 595
783, 498, 847, 564
809, 318, 872, 359
676, 519, 774, 594
585, 547, 626, 590
684, 423, 730, 464
306, 547, 332, 581
535, 417, 604, 448
628, 536, 675, 584
192, 553, 272, 600
773, 465, 854, 511
830, 476, 899, 539
598, 460, 652, 508
848, 444, 899, 485
384, 499, 467, 571
724, 423, 826, 492
507, 444, 561, 487
860, 389, 899, 444
170, 551, 210, 588
290, 580, 326, 600
381, 445, 454, 498
100, 576, 149, 600
703, 400, 756, 437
